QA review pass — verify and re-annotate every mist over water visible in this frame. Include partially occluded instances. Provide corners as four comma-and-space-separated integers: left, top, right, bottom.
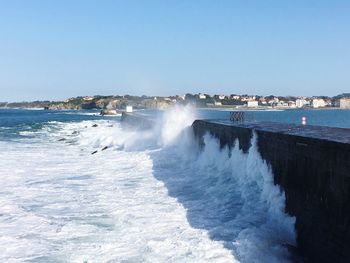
151, 133, 296, 262
0, 107, 296, 262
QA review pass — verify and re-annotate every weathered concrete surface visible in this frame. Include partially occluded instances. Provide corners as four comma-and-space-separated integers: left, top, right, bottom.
121, 112, 156, 130
192, 120, 350, 263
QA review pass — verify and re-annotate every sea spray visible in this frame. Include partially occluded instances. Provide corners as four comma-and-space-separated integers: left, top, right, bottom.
76, 105, 197, 151
66, 106, 297, 262
0, 107, 296, 262
150, 130, 296, 262
159, 104, 196, 146
117, 105, 297, 262
0, 117, 237, 262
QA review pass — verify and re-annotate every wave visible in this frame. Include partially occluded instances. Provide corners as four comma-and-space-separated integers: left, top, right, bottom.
0, 106, 296, 262
150, 132, 296, 262
72, 105, 297, 262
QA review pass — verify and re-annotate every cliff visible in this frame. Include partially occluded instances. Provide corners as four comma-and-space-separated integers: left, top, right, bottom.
47, 96, 174, 110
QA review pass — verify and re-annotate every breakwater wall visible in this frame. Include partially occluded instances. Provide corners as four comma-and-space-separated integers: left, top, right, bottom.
192, 120, 350, 263
121, 112, 156, 130
121, 113, 350, 263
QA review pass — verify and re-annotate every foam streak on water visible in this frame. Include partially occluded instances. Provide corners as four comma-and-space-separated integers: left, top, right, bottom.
0, 121, 236, 262
0, 106, 296, 263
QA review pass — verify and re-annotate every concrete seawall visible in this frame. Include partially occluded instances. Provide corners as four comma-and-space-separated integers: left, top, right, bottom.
192, 120, 350, 263
121, 113, 350, 262
121, 112, 156, 130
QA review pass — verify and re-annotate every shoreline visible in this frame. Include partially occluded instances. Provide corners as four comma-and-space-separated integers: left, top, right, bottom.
1, 106, 350, 111
196, 106, 349, 111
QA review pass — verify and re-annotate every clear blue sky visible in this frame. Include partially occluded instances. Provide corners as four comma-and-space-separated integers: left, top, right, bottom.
0, 0, 349, 101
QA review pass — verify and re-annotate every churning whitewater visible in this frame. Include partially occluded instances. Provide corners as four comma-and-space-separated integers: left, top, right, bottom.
0, 107, 296, 262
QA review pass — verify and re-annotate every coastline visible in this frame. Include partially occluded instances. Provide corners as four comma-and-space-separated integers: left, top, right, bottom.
1, 106, 349, 111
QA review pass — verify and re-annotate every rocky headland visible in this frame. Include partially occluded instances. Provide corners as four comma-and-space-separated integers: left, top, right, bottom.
2, 93, 350, 111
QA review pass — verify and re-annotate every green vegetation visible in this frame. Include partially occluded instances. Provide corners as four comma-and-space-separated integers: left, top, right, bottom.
1, 93, 349, 110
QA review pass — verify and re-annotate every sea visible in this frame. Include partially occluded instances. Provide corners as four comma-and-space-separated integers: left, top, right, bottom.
0, 107, 349, 263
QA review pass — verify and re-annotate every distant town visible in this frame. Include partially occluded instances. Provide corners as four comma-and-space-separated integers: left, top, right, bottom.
1, 93, 350, 111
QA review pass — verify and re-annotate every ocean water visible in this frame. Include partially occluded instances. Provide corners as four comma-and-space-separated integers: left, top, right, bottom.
138, 108, 350, 128
0, 107, 349, 262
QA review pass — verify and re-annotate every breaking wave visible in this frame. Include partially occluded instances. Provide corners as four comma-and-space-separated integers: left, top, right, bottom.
0, 106, 296, 262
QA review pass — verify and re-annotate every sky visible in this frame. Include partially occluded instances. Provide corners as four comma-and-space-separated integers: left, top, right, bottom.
0, 0, 349, 101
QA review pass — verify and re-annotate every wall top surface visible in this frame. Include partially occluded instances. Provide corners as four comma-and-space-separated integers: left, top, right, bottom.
199, 120, 350, 145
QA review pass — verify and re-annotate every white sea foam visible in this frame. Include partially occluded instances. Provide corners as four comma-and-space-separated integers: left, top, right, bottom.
59, 111, 120, 117
0, 105, 296, 262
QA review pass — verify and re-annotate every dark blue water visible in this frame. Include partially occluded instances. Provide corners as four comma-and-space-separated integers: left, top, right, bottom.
0, 107, 349, 262
1, 108, 350, 141
139, 108, 350, 128
0, 109, 111, 141
197, 109, 350, 128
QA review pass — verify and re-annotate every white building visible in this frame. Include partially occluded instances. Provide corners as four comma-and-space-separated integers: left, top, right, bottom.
218, 95, 226, 100
259, 97, 267, 104
267, 97, 279, 105
247, 101, 259, 108
288, 101, 296, 108
296, 99, 307, 108
199, 93, 206, 99
312, 99, 326, 108
277, 101, 288, 107
64, 97, 75, 103
340, 98, 350, 109
241, 96, 256, 102
83, 96, 94, 101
